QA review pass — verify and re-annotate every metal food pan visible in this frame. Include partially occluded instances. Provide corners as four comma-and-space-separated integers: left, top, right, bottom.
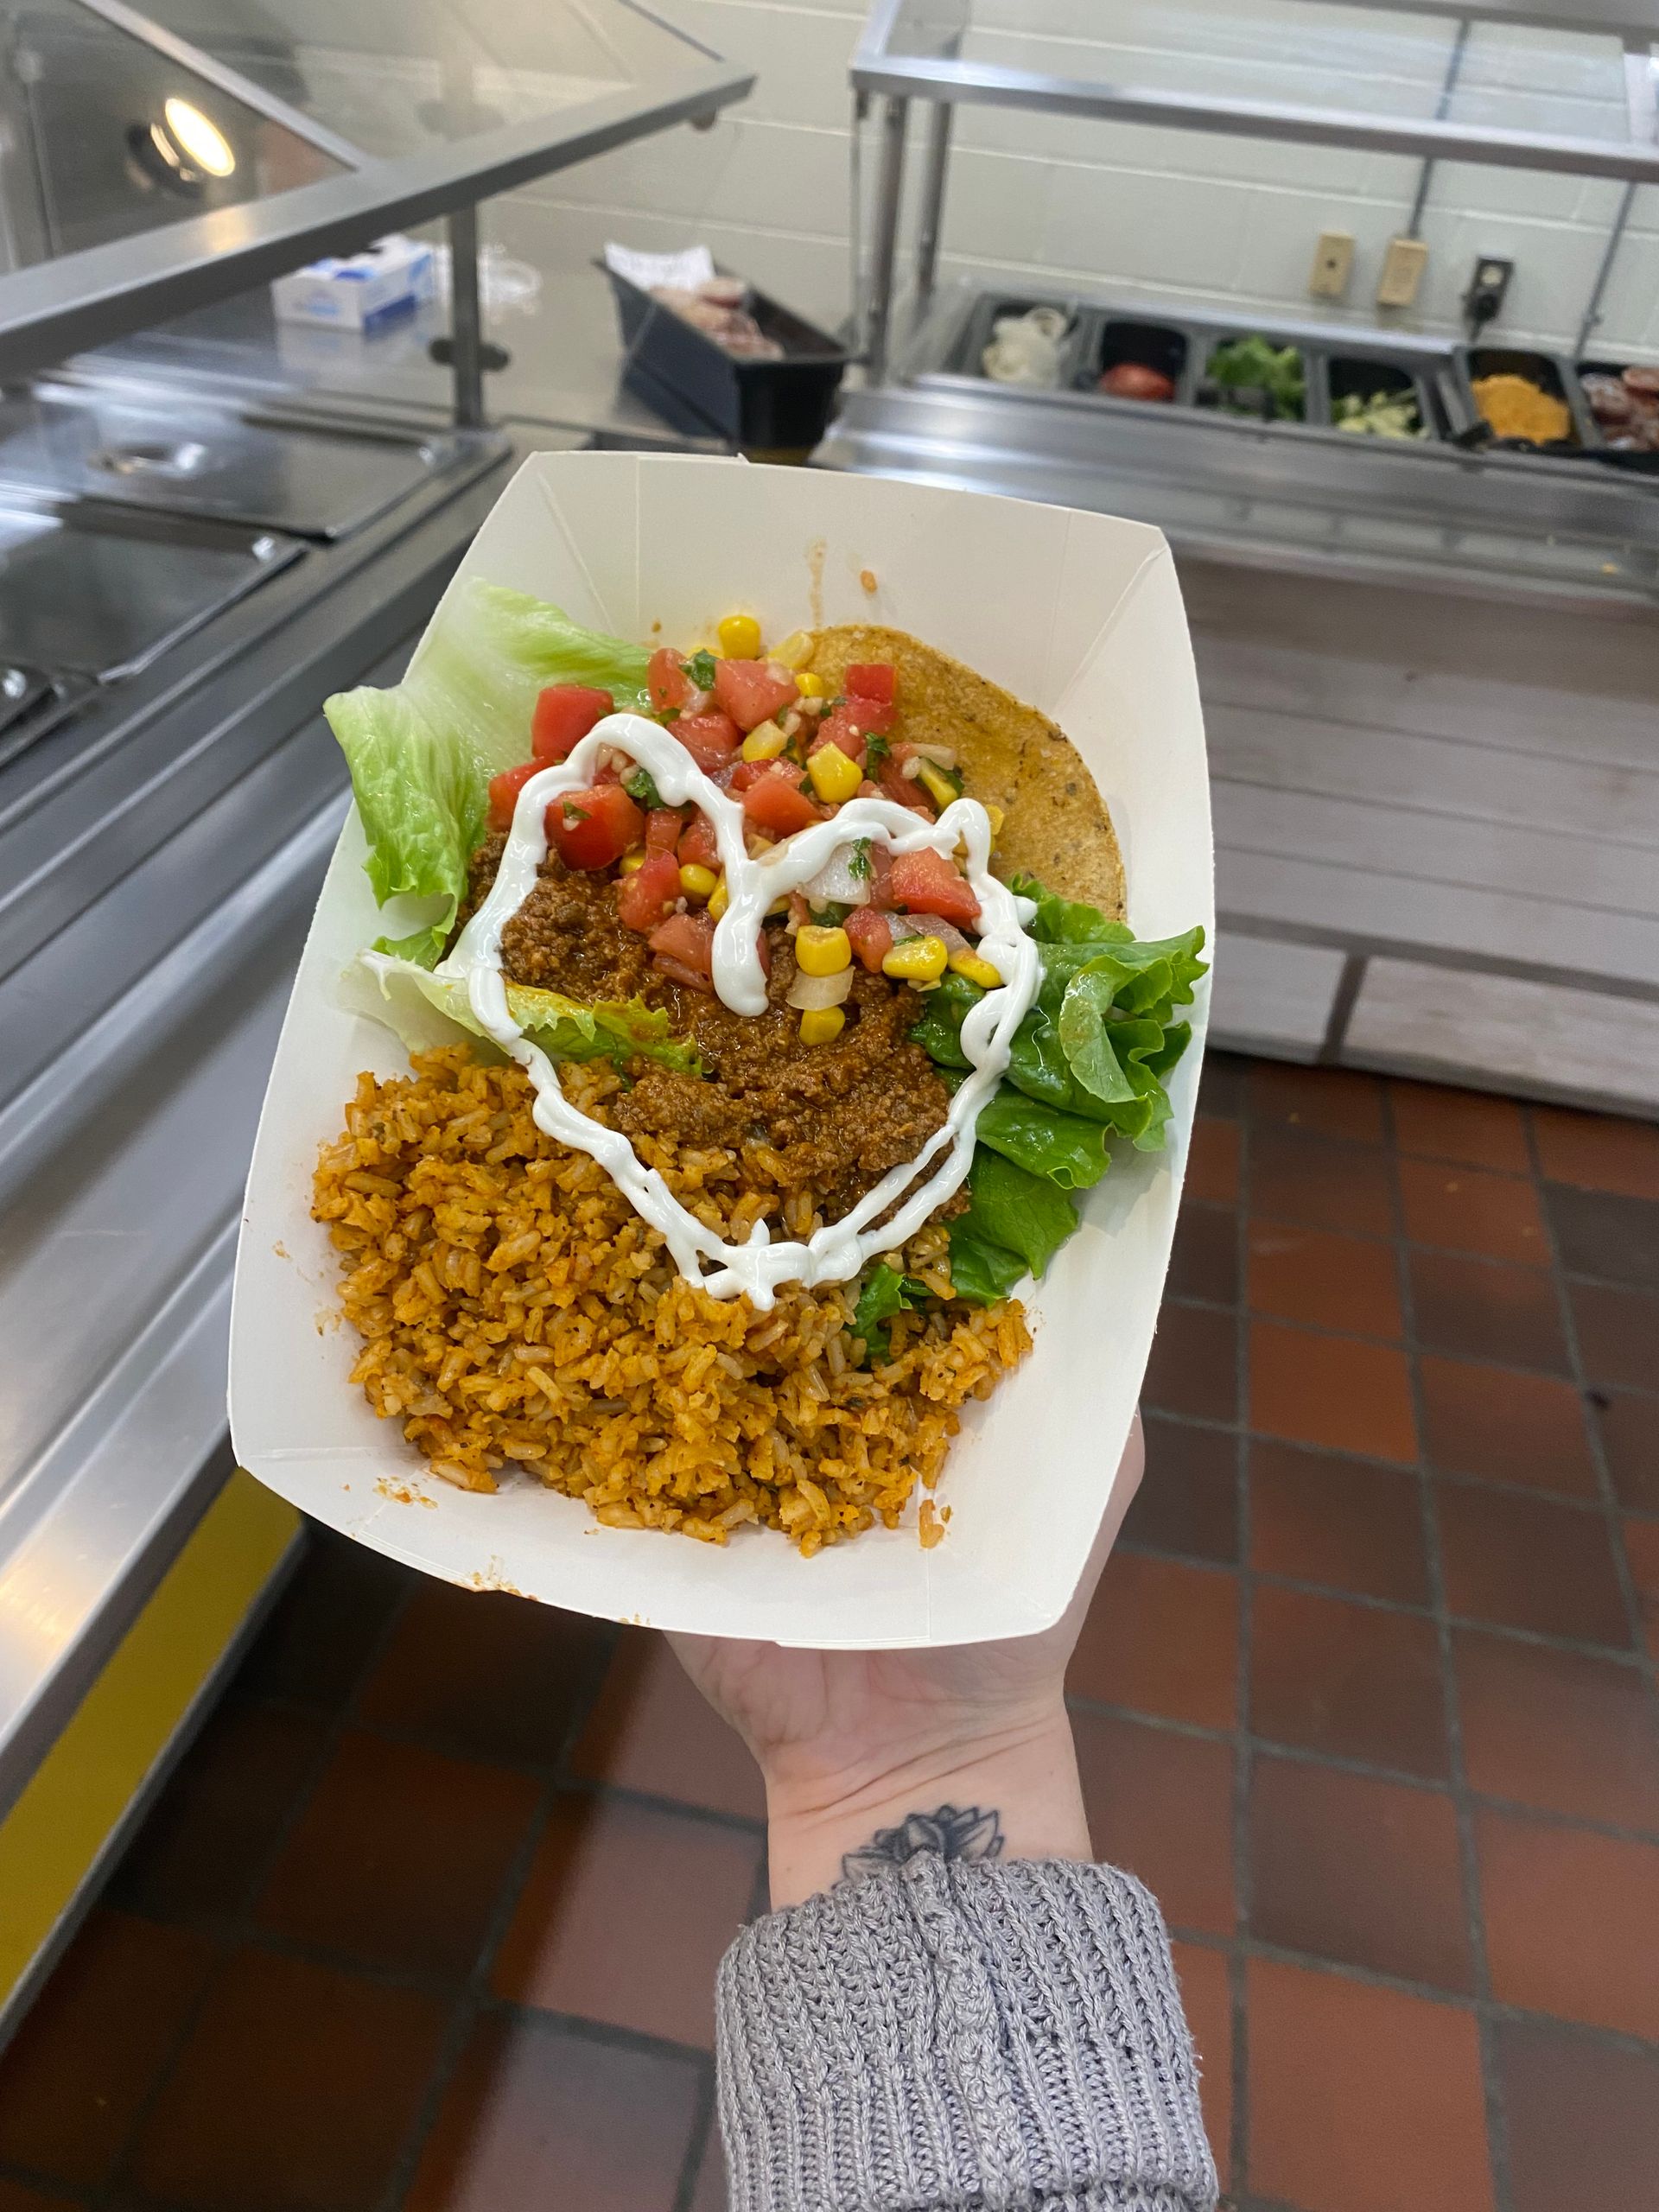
1071, 313, 1198, 409
944, 292, 1091, 393
1456, 346, 1599, 456
0, 493, 303, 685
1188, 326, 1319, 428
1313, 347, 1450, 445
1574, 358, 1659, 474
0, 380, 475, 543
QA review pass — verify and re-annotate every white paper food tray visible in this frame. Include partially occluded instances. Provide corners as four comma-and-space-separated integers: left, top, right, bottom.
230, 452, 1213, 1649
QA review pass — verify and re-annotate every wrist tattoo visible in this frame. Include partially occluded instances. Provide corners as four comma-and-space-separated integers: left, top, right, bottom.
841, 1803, 1005, 1882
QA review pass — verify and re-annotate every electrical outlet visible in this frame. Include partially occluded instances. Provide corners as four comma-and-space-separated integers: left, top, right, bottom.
1463, 254, 1514, 335
1309, 229, 1355, 300
1376, 236, 1428, 308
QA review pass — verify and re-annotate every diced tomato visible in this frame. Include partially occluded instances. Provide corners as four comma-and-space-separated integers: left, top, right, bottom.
845, 663, 896, 706
649, 909, 716, 990
726, 759, 767, 794
889, 846, 981, 926
755, 929, 772, 977
594, 761, 622, 786
546, 783, 645, 871
858, 778, 880, 798
615, 851, 682, 933
813, 706, 868, 761
677, 810, 721, 870
647, 645, 694, 714
487, 759, 539, 832
845, 906, 893, 972
877, 753, 935, 817
868, 841, 894, 908
835, 692, 894, 738
788, 891, 811, 930
531, 683, 613, 762
671, 710, 742, 774
741, 767, 824, 838
713, 658, 799, 733
645, 806, 684, 856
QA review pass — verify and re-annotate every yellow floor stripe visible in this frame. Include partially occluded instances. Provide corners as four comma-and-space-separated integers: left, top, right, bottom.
0, 1471, 300, 2011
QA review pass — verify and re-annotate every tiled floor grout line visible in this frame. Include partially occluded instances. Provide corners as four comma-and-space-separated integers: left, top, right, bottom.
1160, 1923, 1659, 2061
1145, 1399, 1659, 1509
90, 1565, 428, 2212
1066, 1690, 1659, 1847
1523, 1111, 1659, 1719
1112, 1535, 1656, 1661
1225, 1090, 1254, 2200
377, 1619, 625, 2212
1392, 1086, 1516, 2212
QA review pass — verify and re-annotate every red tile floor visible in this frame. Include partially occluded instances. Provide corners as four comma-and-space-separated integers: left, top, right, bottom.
2, 1055, 1656, 2211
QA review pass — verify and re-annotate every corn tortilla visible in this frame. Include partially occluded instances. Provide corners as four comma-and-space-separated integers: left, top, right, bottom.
802, 623, 1125, 918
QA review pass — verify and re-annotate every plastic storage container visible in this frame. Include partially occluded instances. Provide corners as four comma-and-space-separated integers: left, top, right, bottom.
603, 264, 849, 451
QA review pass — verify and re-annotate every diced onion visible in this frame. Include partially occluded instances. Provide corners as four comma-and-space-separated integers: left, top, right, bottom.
786, 968, 855, 1010
802, 846, 874, 906
907, 741, 959, 768
888, 912, 972, 953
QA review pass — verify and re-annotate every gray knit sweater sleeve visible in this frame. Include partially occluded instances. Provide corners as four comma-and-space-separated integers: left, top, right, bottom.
715, 1853, 1218, 2211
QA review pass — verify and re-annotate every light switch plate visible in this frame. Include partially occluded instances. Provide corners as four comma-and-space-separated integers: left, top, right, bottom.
1309, 230, 1355, 299
1377, 236, 1429, 308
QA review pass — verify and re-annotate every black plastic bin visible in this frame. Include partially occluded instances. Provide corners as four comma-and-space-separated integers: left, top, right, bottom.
602, 263, 849, 451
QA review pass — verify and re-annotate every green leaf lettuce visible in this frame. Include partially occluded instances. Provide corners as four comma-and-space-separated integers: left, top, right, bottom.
327, 582, 652, 967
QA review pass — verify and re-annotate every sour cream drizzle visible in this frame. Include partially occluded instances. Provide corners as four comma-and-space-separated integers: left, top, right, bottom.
442, 712, 1039, 1309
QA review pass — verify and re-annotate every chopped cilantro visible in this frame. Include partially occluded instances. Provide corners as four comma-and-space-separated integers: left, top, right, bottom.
865, 732, 891, 767
683, 649, 717, 690
560, 802, 590, 825
847, 837, 873, 881
623, 766, 664, 810
809, 899, 851, 927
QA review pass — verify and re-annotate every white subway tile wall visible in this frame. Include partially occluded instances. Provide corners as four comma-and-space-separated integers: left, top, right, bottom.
493, 0, 1659, 359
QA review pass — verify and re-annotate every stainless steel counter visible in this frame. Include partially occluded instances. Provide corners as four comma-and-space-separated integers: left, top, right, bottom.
0, 436, 543, 1840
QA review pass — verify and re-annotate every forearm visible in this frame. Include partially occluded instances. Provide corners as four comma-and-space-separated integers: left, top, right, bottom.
762, 1696, 1089, 1909
716, 1709, 1218, 2212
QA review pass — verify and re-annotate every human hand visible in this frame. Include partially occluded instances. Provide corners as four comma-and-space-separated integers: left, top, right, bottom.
671, 1413, 1143, 1906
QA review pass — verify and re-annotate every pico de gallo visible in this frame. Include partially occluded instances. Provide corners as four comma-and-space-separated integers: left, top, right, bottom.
481, 613, 1005, 1048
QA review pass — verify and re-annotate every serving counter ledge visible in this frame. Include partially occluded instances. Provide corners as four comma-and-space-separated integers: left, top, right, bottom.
0, 431, 550, 2037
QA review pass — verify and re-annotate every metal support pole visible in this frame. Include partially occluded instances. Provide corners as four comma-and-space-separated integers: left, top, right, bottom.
1576, 177, 1637, 355
1405, 16, 1471, 238
864, 96, 910, 388
446, 204, 486, 430
913, 101, 954, 316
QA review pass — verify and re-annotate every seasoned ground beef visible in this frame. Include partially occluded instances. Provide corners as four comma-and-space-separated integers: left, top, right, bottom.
458, 838, 952, 1224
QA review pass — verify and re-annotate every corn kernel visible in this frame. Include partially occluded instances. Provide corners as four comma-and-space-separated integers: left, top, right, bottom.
917, 760, 961, 812
796, 923, 852, 976
772, 628, 813, 671
766, 890, 792, 917
718, 613, 761, 660
794, 670, 826, 697
741, 726, 788, 762
949, 949, 1002, 990
679, 862, 719, 900
619, 849, 647, 874
807, 744, 862, 804
707, 874, 729, 921
799, 1005, 846, 1046
882, 934, 949, 983
984, 801, 1005, 838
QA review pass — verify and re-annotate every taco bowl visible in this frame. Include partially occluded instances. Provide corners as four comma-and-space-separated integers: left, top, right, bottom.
230, 454, 1212, 1647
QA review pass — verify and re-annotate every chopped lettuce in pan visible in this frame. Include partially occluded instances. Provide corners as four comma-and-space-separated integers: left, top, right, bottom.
327, 582, 652, 967
900, 873, 1206, 1312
